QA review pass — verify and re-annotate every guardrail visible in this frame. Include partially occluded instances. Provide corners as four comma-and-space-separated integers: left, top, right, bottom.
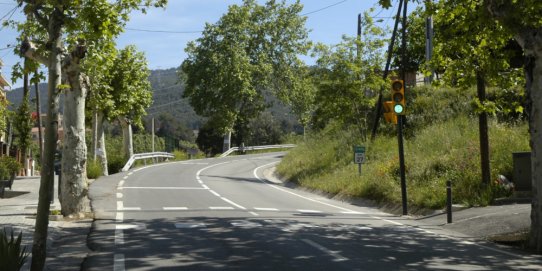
220, 144, 296, 157
121, 152, 175, 172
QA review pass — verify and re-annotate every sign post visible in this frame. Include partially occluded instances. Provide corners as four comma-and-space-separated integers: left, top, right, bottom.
353, 146, 366, 176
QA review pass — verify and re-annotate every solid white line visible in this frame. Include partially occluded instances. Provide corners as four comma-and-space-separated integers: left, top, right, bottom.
202, 184, 210, 190
113, 254, 125, 271
115, 229, 124, 245
116, 212, 124, 222
249, 212, 260, 216
210, 206, 234, 210
301, 239, 348, 262
341, 211, 364, 214
221, 197, 246, 210
254, 207, 279, 211
163, 207, 188, 211
121, 187, 207, 190
252, 163, 358, 213
210, 190, 221, 197
378, 218, 404, 226
116, 193, 123, 199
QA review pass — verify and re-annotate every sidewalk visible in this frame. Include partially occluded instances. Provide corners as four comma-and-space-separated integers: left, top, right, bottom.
0, 176, 92, 271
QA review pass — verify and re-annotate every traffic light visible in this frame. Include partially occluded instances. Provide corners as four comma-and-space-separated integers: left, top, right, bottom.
383, 101, 397, 124
391, 79, 405, 115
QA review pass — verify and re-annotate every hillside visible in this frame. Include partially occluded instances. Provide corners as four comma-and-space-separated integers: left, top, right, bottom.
6, 67, 300, 134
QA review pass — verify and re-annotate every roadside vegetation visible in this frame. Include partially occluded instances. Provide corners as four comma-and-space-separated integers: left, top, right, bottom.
277, 86, 529, 209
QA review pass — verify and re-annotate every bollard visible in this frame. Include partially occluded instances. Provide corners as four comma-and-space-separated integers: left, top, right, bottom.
446, 180, 452, 223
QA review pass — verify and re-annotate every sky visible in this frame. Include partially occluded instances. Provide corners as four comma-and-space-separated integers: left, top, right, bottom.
0, 0, 402, 89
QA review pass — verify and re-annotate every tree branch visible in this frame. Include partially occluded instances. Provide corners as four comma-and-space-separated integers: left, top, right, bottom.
20, 39, 48, 65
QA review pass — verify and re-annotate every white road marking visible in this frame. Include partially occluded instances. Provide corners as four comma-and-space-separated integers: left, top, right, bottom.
210, 206, 235, 210
220, 197, 246, 210
113, 254, 125, 271
249, 212, 260, 216
175, 223, 206, 228
210, 190, 221, 197
297, 209, 322, 213
116, 193, 123, 199
127, 172, 133, 176
378, 218, 404, 226
202, 184, 210, 190
119, 180, 125, 187
254, 207, 279, 211
116, 212, 124, 222
231, 221, 263, 228
122, 176, 128, 180
163, 207, 188, 211
117, 201, 123, 211
341, 211, 364, 214
116, 223, 146, 230
122, 207, 141, 211
115, 229, 124, 245
121, 187, 207, 190
301, 239, 348, 262
252, 163, 360, 214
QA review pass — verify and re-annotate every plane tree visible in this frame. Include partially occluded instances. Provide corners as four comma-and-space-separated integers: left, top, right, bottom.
181, 0, 310, 150
14, 1, 166, 269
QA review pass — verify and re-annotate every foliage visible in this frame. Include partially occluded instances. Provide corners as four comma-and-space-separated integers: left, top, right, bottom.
277, 85, 530, 209
181, 0, 310, 134
102, 133, 165, 174
0, 157, 22, 180
196, 122, 224, 157
153, 112, 195, 143
0, 228, 28, 271
13, 88, 32, 154
86, 159, 102, 179
310, 12, 387, 134
0, 92, 9, 137
108, 45, 154, 128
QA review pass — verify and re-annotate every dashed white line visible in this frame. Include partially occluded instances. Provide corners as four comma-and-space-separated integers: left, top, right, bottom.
175, 222, 206, 228
163, 207, 188, 211
115, 229, 124, 245
249, 212, 260, 216
220, 197, 246, 210
117, 201, 123, 211
302, 239, 348, 262
297, 209, 322, 213
120, 187, 207, 190
116, 212, 124, 222
209, 190, 221, 197
119, 180, 125, 187
116, 193, 123, 199
210, 206, 235, 210
254, 207, 279, 211
113, 254, 125, 271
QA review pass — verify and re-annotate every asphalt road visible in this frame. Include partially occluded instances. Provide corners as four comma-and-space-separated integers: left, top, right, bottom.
85, 152, 542, 270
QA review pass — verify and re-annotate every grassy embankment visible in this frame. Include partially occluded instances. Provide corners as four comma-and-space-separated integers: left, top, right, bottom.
277, 86, 529, 209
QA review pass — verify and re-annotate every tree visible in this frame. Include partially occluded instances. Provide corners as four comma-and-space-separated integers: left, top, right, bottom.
311, 13, 387, 136
108, 45, 153, 160
14, 1, 167, 269
181, 0, 310, 150
483, 0, 542, 253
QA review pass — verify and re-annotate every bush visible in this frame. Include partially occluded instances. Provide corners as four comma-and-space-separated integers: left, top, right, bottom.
0, 229, 28, 271
86, 159, 102, 179
0, 157, 21, 180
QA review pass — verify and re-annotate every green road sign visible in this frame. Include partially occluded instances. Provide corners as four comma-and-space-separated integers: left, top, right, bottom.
353, 145, 366, 164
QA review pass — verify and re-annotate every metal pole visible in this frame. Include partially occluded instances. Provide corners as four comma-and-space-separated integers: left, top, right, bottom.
358, 163, 362, 176
398, 116, 407, 215
151, 117, 155, 153
446, 180, 452, 223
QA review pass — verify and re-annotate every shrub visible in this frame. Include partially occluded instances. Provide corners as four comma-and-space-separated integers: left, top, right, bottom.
0, 157, 21, 180
86, 159, 102, 179
0, 229, 28, 271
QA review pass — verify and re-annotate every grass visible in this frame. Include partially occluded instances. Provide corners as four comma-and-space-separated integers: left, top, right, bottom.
277, 116, 529, 209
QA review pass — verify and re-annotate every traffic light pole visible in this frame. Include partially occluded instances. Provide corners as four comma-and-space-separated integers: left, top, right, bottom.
397, 115, 407, 215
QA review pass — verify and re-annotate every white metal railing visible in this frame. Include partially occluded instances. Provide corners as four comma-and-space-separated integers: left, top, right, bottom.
121, 152, 175, 172
220, 144, 296, 157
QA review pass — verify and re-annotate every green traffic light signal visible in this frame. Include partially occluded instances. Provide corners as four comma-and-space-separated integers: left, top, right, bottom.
394, 104, 404, 114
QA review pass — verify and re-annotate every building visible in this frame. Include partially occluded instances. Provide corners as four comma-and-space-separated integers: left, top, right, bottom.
0, 59, 11, 157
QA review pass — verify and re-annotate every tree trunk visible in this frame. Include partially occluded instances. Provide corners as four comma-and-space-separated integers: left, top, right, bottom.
120, 118, 134, 160
35, 75, 43, 158
91, 110, 98, 160
476, 72, 491, 185
30, 10, 63, 271
526, 53, 542, 253
60, 54, 89, 216
22, 72, 29, 176
96, 111, 108, 176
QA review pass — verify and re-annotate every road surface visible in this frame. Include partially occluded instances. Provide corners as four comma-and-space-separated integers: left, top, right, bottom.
85, 152, 542, 270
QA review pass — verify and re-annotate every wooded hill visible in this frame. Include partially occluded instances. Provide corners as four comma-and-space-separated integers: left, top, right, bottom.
6, 67, 300, 137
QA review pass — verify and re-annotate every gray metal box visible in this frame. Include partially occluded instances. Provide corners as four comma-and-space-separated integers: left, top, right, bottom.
513, 152, 531, 191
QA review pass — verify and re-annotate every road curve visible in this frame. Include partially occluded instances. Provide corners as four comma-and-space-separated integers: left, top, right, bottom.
84, 152, 542, 270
